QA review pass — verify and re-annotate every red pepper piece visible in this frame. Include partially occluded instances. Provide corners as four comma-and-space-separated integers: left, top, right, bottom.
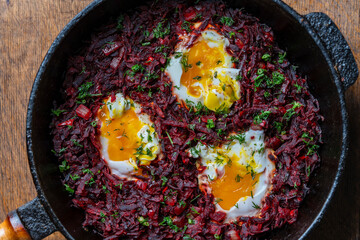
144, 56, 154, 65
110, 57, 121, 69
102, 42, 121, 56
183, 7, 197, 21
148, 209, 156, 219
58, 118, 74, 127
235, 39, 244, 49
136, 180, 147, 191
76, 104, 92, 120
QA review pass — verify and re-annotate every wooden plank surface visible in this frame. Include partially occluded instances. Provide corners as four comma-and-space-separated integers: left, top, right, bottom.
0, 0, 358, 239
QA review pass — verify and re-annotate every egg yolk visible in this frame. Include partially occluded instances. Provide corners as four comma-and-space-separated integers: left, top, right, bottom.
181, 40, 226, 97
98, 104, 145, 162
179, 37, 239, 111
209, 157, 260, 211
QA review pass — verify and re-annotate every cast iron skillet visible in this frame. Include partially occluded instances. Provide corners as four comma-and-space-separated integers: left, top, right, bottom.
0, 0, 358, 239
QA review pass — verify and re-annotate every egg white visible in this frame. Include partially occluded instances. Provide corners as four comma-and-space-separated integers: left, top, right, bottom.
98, 93, 160, 179
166, 29, 241, 112
191, 129, 275, 222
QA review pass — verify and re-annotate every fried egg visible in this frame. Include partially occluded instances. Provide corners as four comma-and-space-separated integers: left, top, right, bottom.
97, 93, 160, 178
166, 28, 241, 112
190, 129, 275, 222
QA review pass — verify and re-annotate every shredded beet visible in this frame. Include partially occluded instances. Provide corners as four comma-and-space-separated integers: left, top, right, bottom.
50, 0, 323, 239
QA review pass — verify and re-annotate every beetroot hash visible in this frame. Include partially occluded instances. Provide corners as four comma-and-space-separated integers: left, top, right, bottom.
50, 0, 323, 239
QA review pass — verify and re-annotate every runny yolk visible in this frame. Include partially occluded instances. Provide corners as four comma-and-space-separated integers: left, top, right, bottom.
180, 40, 228, 98
98, 105, 145, 162
209, 162, 260, 210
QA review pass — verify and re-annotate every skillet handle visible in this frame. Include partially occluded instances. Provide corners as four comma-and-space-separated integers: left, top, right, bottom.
0, 198, 57, 240
0, 211, 30, 239
305, 12, 359, 90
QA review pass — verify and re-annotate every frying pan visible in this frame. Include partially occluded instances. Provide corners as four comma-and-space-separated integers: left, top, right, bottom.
0, 0, 358, 239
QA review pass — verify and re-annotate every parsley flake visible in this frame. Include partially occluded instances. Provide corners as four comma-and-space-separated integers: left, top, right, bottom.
153, 20, 170, 39
254, 110, 271, 124
165, 131, 174, 146
51, 109, 66, 117
252, 201, 261, 209
262, 53, 271, 62
64, 184, 74, 194
220, 16, 234, 26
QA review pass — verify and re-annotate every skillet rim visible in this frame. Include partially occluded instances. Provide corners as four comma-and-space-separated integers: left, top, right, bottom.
25, 0, 349, 239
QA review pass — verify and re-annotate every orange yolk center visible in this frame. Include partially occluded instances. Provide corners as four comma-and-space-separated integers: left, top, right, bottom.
209, 162, 260, 210
180, 40, 227, 98
98, 105, 145, 162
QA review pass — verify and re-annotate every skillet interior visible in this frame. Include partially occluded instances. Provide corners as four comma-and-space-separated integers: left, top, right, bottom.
26, 0, 344, 239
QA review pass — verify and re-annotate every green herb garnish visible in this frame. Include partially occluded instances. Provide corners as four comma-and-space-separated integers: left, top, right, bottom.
51, 109, 66, 117
283, 102, 302, 121
59, 160, 70, 172
137, 216, 150, 226
214, 234, 222, 240
153, 20, 170, 39
229, 133, 245, 144
77, 82, 101, 100
71, 139, 83, 148
70, 174, 80, 181
116, 15, 124, 30
294, 83, 303, 93
235, 174, 242, 182
159, 216, 179, 232
181, 21, 193, 32
254, 110, 271, 124
180, 54, 192, 72
131, 64, 145, 73
278, 52, 287, 63
252, 201, 261, 209
64, 184, 74, 194
262, 53, 271, 62
82, 169, 94, 175
206, 119, 215, 129
220, 16, 234, 26
166, 131, 174, 146
161, 176, 168, 187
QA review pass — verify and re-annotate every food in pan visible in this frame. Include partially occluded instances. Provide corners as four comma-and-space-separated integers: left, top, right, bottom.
51, 0, 322, 239
167, 29, 241, 112
194, 129, 276, 222
97, 93, 160, 178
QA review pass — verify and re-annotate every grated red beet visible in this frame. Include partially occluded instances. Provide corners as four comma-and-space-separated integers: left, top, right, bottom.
50, 0, 323, 239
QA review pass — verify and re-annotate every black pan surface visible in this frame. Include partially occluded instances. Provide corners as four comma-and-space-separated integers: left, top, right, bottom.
25, 0, 358, 239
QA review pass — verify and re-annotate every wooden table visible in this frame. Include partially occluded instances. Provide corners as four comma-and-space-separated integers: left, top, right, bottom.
0, 0, 358, 239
